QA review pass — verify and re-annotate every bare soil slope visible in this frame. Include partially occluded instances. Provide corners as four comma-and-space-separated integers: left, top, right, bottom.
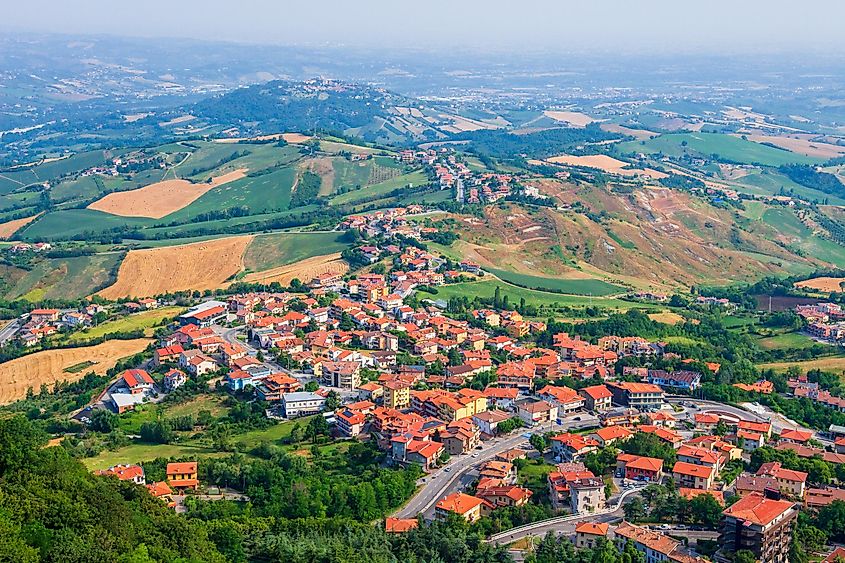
0, 338, 151, 405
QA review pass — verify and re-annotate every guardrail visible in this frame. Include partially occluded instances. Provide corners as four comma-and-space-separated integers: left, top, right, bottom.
486, 486, 643, 543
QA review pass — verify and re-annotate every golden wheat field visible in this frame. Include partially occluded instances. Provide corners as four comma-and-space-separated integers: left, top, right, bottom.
0, 338, 151, 405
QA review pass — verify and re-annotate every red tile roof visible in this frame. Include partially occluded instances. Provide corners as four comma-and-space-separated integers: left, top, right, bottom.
722, 491, 795, 526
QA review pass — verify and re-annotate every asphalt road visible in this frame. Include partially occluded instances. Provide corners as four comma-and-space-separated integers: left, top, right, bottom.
669, 396, 823, 442
487, 486, 644, 545
393, 414, 600, 519
0, 318, 20, 345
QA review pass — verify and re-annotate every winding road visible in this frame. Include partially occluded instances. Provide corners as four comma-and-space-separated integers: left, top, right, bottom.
393, 414, 600, 519
487, 486, 644, 545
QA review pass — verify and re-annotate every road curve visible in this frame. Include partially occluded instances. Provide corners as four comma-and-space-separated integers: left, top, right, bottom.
487, 486, 645, 545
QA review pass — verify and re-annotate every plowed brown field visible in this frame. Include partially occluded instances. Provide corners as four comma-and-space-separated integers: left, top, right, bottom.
0, 213, 41, 239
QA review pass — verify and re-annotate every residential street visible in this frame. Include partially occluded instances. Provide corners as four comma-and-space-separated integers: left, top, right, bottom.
393, 414, 600, 519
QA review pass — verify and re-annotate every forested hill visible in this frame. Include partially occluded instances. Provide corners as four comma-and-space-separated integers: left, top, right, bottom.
0, 416, 226, 562
191, 80, 396, 132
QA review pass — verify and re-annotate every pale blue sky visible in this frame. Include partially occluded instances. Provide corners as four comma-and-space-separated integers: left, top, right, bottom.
3, 0, 843, 54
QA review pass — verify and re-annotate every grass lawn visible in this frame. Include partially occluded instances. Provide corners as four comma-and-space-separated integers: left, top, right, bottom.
662, 335, 705, 345
517, 458, 554, 497
61, 306, 184, 344
115, 394, 230, 435
754, 331, 817, 350
432, 279, 647, 311
722, 315, 758, 330
486, 267, 624, 297
228, 415, 317, 449
617, 133, 822, 167
83, 442, 228, 471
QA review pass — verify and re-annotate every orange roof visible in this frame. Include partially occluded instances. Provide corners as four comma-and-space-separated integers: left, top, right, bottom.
738, 420, 771, 433
612, 381, 664, 394
722, 491, 795, 526
538, 385, 581, 403
166, 461, 197, 474
98, 463, 144, 481
384, 517, 419, 533
146, 481, 172, 497
621, 454, 664, 473
122, 368, 154, 387
580, 384, 612, 400
694, 413, 720, 424
436, 492, 484, 515
672, 461, 714, 479
575, 521, 609, 536
595, 425, 633, 441
779, 428, 813, 442
679, 488, 725, 505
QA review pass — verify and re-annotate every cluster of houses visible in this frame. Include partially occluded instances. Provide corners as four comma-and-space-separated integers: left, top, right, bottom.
12, 299, 160, 348
96, 461, 200, 508
797, 302, 845, 344
8, 241, 51, 254
16, 305, 103, 347
399, 147, 516, 204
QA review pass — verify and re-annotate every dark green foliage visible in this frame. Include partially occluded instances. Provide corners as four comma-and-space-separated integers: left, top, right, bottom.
780, 164, 844, 196
0, 416, 225, 562
658, 174, 706, 190
457, 125, 620, 160
289, 171, 322, 208
192, 80, 391, 132
619, 432, 677, 470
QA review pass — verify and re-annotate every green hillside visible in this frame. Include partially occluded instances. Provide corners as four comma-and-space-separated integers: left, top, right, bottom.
618, 132, 822, 166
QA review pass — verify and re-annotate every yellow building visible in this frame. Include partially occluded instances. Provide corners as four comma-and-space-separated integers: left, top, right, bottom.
384, 380, 411, 410
166, 461, 199, 490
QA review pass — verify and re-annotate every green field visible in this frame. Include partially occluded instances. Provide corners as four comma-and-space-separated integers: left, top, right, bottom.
3, 253, 123, 301
486, 267, 624, 296
243, 232, 351, 272
18, 209, 152, 241
166, 166, 298, 221
734, 169, 845, 205
83, 412, 317, 470
618, 133, 822, 167
82, 443, 228, 471
759, 207, 845, 267
329, 170, 429, 205
128, 206, 319, 240
0, 150, 115, 194
432, 278, 646, 310
61, 306, 184, 344
331, 156, 405, 194
755, 331, 817, 350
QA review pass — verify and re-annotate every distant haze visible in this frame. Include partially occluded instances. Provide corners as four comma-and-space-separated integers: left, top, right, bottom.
3, 0, 844, 55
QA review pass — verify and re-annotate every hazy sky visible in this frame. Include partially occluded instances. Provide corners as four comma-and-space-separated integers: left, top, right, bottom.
4, 0, 844, 54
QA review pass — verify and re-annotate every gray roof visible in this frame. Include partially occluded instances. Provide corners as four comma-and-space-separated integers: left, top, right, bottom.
282, 392, 325, 403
